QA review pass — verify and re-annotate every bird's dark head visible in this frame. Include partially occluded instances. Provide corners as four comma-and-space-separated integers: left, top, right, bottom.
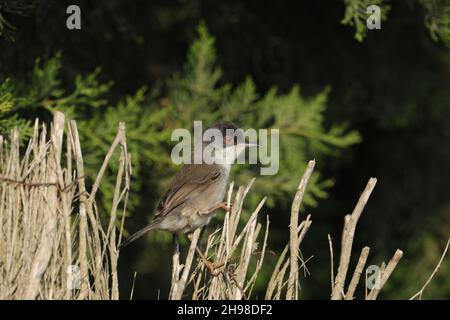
206, 121, 242, 147
201, 121, 258, 165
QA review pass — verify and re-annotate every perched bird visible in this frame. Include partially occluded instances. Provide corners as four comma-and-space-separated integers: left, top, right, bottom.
120, 121, 256, 249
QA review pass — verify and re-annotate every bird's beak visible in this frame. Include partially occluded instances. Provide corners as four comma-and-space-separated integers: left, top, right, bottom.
245, 143, 259, 148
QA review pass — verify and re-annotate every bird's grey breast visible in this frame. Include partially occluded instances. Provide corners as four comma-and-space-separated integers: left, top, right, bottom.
195, 163, 230, 209
183, 164, 230, 232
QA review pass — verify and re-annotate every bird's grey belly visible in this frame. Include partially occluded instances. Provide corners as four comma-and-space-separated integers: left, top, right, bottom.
183, 180, 228, 233
159, 178, 228, 233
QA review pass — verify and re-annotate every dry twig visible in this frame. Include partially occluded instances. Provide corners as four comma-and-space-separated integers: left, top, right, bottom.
0, 113, 129, 300
410, 238, 450, 300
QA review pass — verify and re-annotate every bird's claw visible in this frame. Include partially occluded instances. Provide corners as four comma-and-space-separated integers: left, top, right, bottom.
202, 259, 224, 276
200, 202, 232, 216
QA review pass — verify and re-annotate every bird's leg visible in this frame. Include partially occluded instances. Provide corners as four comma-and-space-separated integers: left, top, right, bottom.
172, 233, 180, 256
199, 202, 231, 216
187, 232, 224, 276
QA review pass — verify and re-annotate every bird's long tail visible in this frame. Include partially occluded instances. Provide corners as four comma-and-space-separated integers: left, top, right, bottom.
120, 220, 160, 248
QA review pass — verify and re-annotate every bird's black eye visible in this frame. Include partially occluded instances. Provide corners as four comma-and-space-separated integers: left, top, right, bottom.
206, 121, 242, 147
223, 128, 244, 147
224, 135, 234, 146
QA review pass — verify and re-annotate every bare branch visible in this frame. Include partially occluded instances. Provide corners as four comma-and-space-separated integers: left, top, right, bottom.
345, 246, 370, 300
286, 160, 315, 300
331, 178, 377, 300
170, 228, 201, 300
367, 249, 403, 300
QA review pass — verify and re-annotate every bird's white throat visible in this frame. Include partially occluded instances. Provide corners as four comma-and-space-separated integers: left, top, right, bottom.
208, 143, 247, 167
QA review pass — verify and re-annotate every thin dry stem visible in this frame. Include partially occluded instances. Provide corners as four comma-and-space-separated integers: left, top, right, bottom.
0, 114, 129, 300
286, 160, 315, 300
24, 112, 64, 299
409, 237, 450, 300
328, 234, 335, 295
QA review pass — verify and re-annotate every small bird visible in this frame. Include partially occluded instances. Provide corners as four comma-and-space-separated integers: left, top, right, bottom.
120, 121, 256, 251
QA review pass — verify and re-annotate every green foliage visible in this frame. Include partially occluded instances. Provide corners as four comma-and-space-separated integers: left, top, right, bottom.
0, 0, 32, 41
164, 23, 360, 208
0, 55, 166, 215
1, 1, 449, 299
0, 54, 113, 142
342, 0, 450, 46
74, 87, 172, 213
0, 79, 32, 140
420, 0, 450, 47
0, 23, 360, 220
0, 3, 16, 41
341, 0, 391, 42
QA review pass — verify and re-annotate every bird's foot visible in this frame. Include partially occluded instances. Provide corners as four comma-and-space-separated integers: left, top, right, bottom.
200, 202, 232, 216
223, 203, 232, 212
201, 258, 225, 276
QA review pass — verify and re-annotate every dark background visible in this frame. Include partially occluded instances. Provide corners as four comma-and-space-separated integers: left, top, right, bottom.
1, 0, 449, 299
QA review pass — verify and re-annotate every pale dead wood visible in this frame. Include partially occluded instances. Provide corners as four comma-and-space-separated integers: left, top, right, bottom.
233, 199, 261, 299
68, 121, 89, 298
169, 245, 183, 298
367, 249, 403, 300
89, 123, 125, 202
266, 245, 288, 299
266, 216, 312, 300
3, 120, 443, 302
244, 215, 270, 297
329, 177, 403, 300
130, 272, 137, 300
345, 246, 370, 300
108, 124, 127, 299
328, 234, 335, 295
0, 114, 129, 300
331, 178, 377, 300
24, 111, 64, 299
170, 228, 201, 299
286, 160, 315, 300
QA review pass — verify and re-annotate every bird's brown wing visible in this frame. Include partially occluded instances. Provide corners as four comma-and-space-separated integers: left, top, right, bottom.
154, 164, 222, 219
